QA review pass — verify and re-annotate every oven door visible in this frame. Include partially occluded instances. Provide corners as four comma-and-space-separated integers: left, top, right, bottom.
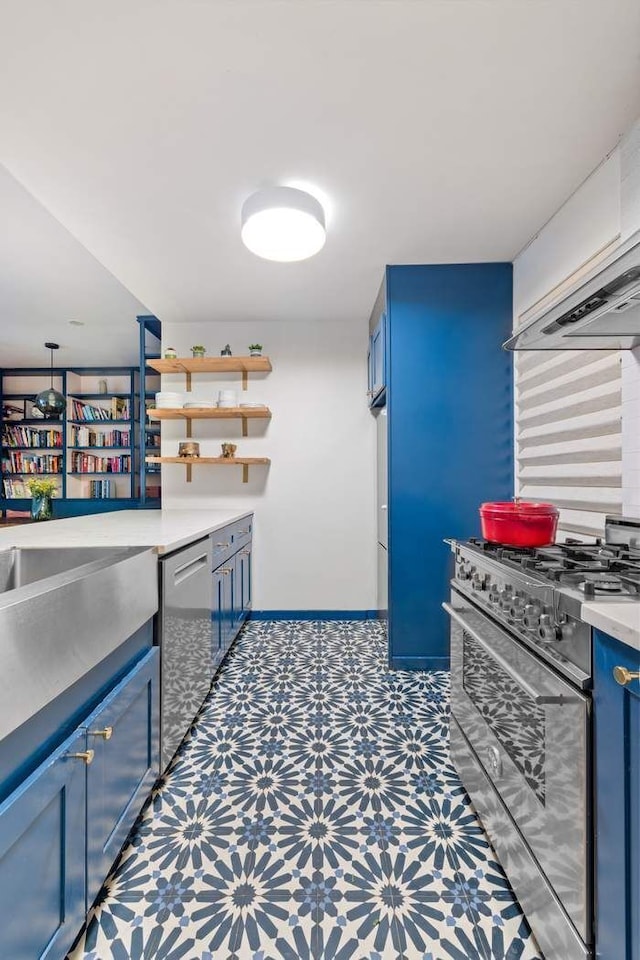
445, 587, 591, 942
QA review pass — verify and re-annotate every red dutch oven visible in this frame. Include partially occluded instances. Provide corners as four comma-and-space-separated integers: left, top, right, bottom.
479, 500, 559, 548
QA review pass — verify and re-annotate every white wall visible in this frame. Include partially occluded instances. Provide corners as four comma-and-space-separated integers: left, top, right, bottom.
160, 319, 377, 611
513, 118, 640, 519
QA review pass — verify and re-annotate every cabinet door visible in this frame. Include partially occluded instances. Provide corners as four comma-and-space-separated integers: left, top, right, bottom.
594, 630, 640, 960
222, 560, 234, 654
84, 649, 159, 907
211, 566, 224, 669
239, 542, 252, 615
369, 313, 386, 403
0, 729, 87, 960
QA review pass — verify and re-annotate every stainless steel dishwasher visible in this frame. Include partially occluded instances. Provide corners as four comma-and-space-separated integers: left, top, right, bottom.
158, 536, 213, 769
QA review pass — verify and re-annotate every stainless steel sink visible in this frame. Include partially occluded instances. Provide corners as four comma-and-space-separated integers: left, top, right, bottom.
0, 546, 121, 593
0, 545, 158, 744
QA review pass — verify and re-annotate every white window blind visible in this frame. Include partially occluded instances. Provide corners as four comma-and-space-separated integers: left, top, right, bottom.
515, 348, 622, 539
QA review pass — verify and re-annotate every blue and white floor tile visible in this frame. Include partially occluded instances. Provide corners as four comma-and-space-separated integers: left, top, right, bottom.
68, 620, 543, 960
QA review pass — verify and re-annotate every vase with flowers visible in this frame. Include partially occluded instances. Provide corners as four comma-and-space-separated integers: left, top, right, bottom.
26, 477, 57, 521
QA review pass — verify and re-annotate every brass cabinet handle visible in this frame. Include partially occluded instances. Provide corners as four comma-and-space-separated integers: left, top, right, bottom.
69, 749, 95, 765
613, 666, 640, 687
219, 567, 232, 575
215, 542, 230, 548
89, 726, 113, 740
241, 550, 250, 557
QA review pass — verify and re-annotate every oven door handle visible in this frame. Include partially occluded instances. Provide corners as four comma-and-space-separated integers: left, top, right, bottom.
443, 603, 573, 706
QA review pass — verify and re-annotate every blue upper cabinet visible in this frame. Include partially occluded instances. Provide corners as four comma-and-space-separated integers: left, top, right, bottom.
368, 282, 387, 407
594, 630, 640, 960
384, 263, 513, 669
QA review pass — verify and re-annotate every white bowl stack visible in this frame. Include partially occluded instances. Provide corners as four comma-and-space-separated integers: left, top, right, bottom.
217, 390, 238, 409
155, 391, 184, 409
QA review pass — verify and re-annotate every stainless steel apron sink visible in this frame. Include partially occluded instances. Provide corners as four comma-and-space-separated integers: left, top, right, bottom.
0, 546, 158, 744
0, 546, 122, 592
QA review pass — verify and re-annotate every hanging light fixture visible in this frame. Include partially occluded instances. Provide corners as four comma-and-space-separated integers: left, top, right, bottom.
34, 342, 66, 420
241, 186, 326, 262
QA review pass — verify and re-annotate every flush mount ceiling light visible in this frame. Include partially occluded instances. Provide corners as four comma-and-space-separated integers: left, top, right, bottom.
34, 342, 66, 420
241, 186, 326, 262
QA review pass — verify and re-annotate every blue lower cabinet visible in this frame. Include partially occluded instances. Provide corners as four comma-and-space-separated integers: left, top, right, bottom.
212, 539, 252, 662
211, 565, 224, 666
0, 728, 87, 960
239, 541, 252, 616
83, 649, 159, 907
594, 630, 640, 960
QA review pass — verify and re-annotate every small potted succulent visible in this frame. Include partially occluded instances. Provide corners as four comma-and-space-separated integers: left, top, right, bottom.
191, 345, 206, 358
164, 346, 177, 360
248, 343, 263, 357
26, 477, 57, 522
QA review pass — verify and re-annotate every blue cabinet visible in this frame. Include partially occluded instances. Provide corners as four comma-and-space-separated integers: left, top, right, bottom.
0, 728, 87, 960
83, 649, 159, 906
211, 523, 253, 663
0, 649, 160, 960
368, 312, 386, 406
379, 263, 513, 669
238, 541, 252, 615
594, 630, 640, 960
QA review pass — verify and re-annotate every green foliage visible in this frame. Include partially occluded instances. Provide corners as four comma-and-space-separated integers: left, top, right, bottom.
26, 477, 58, 497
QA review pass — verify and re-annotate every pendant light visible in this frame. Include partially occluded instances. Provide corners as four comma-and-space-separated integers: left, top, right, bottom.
34, 342, 66, 420
241, 186, 326, 262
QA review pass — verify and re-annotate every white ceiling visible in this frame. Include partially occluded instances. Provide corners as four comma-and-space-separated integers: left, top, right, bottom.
0, 164, 150, 366
1, 0, 640, 345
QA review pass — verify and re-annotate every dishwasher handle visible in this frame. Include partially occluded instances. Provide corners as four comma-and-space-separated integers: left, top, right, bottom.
443, 602, 574, 706
173, 553, 208, 585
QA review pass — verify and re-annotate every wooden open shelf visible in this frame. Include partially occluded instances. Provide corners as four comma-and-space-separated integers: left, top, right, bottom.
146, 455, 270, 483
148, 406, 271, 437
147, 356, 272, 391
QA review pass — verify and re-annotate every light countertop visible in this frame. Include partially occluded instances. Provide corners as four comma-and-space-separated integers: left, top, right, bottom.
0, 509, 253, 555
581, 601, 640, 652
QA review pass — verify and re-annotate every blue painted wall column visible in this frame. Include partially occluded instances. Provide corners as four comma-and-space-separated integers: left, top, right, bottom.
386, 263, 513, 670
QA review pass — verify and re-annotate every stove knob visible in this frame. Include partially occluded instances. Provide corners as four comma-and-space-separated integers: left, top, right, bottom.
538, 614, 560, 642
499, 586, 513, 609
459, 564, 474, 581
508, 597, 525, 620
488, 583, 500, 602
524, 602, 542, 630
472, 573, 486, 591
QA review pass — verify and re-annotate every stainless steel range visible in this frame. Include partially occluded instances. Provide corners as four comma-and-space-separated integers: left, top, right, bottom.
444, 516, 640, 960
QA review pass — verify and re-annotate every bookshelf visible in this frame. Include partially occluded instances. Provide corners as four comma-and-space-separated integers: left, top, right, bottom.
136, 315, 162, 506
1, 364, 140, 517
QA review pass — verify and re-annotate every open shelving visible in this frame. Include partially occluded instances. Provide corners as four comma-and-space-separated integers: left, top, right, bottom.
148, 406, 271, 437
147, 355, 272, 390
146, 455, 270, 483
0, 364, 142, 516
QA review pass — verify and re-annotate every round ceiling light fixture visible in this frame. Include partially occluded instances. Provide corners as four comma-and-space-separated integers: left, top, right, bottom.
241, 186, 326, 262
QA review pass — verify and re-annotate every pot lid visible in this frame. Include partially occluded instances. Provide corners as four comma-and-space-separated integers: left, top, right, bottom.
480, 500, 559, 516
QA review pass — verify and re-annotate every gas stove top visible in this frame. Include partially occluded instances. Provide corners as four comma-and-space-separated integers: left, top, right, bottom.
466, 538, 640, 598
449, 516, 640, 688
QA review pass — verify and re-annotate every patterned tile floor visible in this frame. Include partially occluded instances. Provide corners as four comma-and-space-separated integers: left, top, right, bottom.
68, 620, 543, 960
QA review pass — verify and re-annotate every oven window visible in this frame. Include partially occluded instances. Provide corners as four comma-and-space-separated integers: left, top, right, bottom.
462, 631, 546, 805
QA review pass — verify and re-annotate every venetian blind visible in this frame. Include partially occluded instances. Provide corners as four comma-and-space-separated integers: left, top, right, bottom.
515, 348, 622, 539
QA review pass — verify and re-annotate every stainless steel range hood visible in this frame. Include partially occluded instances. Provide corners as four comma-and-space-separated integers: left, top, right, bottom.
504, 229, 640, 351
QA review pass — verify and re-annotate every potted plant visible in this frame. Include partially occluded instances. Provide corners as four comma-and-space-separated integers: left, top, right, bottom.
248, 343, 263, 357
26, 477, 57, 521
191, 345, 206, 358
